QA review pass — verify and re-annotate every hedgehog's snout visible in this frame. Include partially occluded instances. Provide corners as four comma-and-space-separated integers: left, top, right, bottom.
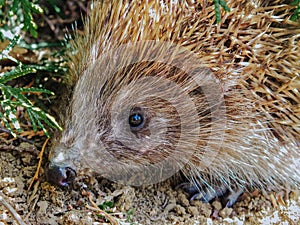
47, 145, 79, 187
46, 163, 77, 187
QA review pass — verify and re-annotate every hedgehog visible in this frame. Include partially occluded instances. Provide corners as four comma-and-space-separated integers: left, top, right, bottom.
47, 0, 300, 207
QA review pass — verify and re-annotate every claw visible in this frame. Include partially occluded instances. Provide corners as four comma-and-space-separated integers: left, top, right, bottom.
223, 187, 244, 207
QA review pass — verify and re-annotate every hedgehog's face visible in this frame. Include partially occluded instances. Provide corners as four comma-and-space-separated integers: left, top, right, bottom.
47, 42, 225, 187
47, 66, 198, 187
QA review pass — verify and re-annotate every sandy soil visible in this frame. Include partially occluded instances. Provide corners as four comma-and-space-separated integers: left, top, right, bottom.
0, 140, 299, 224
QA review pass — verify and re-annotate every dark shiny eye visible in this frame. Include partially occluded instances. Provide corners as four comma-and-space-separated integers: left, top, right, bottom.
129, 113, 144, 128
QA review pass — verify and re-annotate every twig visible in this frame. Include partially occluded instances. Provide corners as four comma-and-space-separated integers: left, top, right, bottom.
27, 138, 49, 191
0, 126, 35, 144
0, 192, 27, 225
86, 192, 118, 225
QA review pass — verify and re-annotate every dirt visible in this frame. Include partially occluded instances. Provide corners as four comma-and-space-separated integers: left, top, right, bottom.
0, 140, 299, 224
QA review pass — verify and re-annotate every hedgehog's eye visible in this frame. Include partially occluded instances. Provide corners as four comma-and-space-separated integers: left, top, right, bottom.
129, 113, 144, 128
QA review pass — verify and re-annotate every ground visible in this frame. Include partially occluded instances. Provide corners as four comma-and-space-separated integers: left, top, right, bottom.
0, 140, 299, 224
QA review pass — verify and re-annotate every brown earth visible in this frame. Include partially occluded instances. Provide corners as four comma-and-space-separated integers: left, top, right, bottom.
0, 140, 299, 224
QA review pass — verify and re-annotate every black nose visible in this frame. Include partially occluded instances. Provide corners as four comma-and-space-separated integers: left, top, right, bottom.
46, 164, 76, 187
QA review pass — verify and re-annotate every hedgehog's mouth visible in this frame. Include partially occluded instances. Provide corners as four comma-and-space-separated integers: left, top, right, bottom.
46, 164, 77, 187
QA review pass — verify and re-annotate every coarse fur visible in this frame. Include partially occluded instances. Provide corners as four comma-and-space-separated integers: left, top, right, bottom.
48, 0, 300, 198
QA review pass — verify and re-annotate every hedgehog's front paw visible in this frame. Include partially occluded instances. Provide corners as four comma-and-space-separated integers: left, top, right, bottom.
222, 187, 244, 207
178, 182, 243, 207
